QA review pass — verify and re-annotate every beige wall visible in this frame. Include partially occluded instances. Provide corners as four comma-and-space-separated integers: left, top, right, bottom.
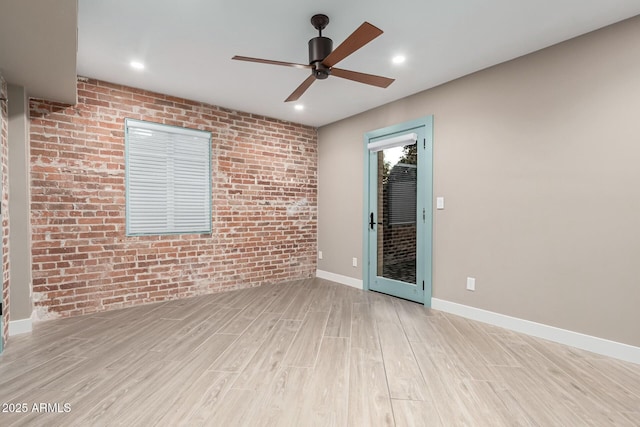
317, 15, 640, 347
1, 74, 9, 345
8, 84, 32, 322
318, 119, 365, 279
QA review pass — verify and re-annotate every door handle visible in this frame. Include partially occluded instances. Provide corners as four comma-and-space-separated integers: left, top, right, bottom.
369, 212, 377, 230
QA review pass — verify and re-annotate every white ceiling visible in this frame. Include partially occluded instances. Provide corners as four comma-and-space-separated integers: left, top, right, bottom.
6, 1, 640, 128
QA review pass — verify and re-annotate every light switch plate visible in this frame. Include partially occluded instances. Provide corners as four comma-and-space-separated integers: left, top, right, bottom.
436, 197, 445, 210
466, 277, 476, 291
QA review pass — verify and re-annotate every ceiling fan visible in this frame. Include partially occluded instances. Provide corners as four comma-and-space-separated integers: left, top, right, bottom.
232, 14, 395, 102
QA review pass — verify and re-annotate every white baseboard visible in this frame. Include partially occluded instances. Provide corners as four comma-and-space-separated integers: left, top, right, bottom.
316, 270, 363, 290
9, 318, 33, 336
431, 298, 640, 365
312, 273, 639, 364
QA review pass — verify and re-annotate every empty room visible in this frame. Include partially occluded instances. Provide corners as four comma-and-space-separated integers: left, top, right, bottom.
1, 0, 640, 425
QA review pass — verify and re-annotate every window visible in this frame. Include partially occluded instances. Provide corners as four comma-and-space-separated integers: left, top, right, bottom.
125, 119, 211, 235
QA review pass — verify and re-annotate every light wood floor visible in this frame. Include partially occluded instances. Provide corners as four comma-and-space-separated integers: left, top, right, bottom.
1, 278, 639, 426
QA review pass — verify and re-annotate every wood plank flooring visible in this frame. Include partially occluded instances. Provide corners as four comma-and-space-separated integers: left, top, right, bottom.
1, 278, 639, 426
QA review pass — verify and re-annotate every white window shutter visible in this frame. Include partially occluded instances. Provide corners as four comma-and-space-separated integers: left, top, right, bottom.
125, 119, 212, 235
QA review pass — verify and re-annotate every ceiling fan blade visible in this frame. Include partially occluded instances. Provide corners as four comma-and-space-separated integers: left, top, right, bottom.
285, 75, 316, 102
232, 55, 312, 70
331, 68, 394, 88
322, 22, 383, 68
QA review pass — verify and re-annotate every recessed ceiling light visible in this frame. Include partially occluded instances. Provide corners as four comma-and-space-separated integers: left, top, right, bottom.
294, 104, 304, 111
392, 55, 406, 64
130, 61, 145, 70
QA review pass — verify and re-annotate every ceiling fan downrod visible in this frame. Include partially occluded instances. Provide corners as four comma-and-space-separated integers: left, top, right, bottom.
309, 14, 332, 79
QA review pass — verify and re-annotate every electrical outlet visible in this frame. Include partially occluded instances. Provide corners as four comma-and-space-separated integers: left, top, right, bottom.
318, 251, 323, 260
466, 277, 476, 291
352, 257, 358, 267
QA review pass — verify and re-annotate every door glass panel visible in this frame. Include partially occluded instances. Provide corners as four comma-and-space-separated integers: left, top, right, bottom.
376, 143, 417, 284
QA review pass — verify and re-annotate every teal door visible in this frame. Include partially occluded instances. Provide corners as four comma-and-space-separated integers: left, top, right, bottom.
364, 117, 433, 305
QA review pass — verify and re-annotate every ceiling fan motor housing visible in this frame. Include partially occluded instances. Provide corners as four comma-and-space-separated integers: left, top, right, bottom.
308, 37, 332, 79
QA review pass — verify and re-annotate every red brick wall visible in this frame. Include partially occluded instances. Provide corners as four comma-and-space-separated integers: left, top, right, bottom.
29, 78, 317, 320
381, 181, 417, 265
1, 75, 10, 344
383, 224, 417, 265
